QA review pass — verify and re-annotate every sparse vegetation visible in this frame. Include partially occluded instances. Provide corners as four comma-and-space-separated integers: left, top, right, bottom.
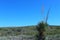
0, 25, 59, 36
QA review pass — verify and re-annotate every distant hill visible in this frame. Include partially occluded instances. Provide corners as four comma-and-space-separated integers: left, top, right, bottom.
0, 25, 60, 36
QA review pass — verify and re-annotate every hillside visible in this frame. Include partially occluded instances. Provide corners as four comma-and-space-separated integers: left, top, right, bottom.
0, 25, 60, 36
0, 26, 37, 36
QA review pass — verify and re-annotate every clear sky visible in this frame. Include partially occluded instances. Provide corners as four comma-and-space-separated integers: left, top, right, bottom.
0, 0, 60, 27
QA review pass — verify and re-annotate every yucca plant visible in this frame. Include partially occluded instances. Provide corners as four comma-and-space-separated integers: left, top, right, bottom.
36, 7, 50, 40
36, 21, 48, 40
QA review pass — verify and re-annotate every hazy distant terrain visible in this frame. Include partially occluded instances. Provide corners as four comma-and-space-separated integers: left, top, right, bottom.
0, 25, 60, 40
0, 25, 60, 36
0, 26, 37, 36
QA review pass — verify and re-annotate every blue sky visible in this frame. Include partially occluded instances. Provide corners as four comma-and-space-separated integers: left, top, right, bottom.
0, 0, 60, 27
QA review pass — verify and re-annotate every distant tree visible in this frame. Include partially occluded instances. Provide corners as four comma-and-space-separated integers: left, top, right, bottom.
36, 21, 48, 40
